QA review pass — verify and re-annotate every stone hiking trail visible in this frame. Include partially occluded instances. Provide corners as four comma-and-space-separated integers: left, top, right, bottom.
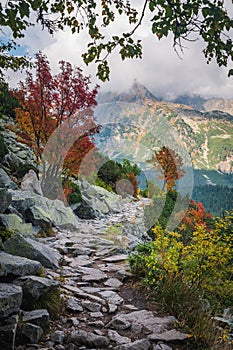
19, 198, 190, 350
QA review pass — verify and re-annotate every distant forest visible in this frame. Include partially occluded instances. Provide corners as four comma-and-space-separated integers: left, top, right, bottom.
193, 185, 233, 216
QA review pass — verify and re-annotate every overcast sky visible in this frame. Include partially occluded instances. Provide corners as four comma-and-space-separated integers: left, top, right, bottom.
4, 4, 233, 100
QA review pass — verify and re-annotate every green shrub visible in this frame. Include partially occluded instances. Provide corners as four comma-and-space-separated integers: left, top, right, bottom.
0, 80, 19, 119
129, 221, 233, 348
67, 181, 82, 205
98, 160, 122, 185
32, 288, 63, 320
0, 227, 14, 242
10, 163, 38, 180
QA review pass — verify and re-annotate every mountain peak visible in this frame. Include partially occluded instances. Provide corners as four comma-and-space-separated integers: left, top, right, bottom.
118, 80, 158, 103
97, 81, 158, 104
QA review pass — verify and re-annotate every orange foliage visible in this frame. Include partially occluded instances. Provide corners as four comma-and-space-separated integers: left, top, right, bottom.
149, 146, 185, 191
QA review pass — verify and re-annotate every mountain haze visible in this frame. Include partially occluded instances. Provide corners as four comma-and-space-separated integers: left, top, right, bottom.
97, 83, 233, 174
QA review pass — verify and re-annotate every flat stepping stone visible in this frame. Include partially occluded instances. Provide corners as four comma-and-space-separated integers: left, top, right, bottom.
108, 310, 176, 333
104, 278, 123, 289
148, 329, 191, 342
98, 291, 123, 305
108, 330, 131, 345
66, 297, 84, 313
69, 256, 93, 268
103, 254, 128, 262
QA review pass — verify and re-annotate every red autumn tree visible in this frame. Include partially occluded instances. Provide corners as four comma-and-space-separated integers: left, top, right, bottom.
178, 200, 213, 244
15, 52, 99, 161
14, 52, 99, 199
148, 146, 185, 191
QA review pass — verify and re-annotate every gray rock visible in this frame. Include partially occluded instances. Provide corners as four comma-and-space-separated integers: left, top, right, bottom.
148, 329, 190, 341
81, 300, 102, 312
16, 275, 59, 302
4, 234, 62, 269
75, 179, 121, 219
0, 252, 42, 277
103, 254, 128, 263
55, 345, 65, 350
0, 213, 35, 237
0, 284, 22, 318
0, 237, 3, 250
65, 344, 75, 350
22, 309, 50, 329
69, 255, 93, 268
0, 168, 18, 190
153, 342, 173, 350
90, 311, 104, 318
98, 290, 123, 305
109, 310, 176, 334
1, 122, 36, 169
0, 188, 11, 213
0, 314, 18, 350
88, 320, 105, 328
104, 278, 123, 289
21, 170, 43, 195
108, 330, 131, 344
51, 330, 65, 344
80, 267, 107, 282
107, 317, 131, 330
114, 339, 151, 350
66, 329, 110, 348
21, 322, 43, 343
9, 190, 80, 230
66, 297, 84, 313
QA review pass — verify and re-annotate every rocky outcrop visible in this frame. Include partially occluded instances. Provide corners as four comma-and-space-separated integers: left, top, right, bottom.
75, 179, 122, 219
0, 119, 36, 170
0, 188, 11, 213
8, 189, 80, 230
15, 276, 59, 304
0, 284, 22, 350
0, 252, 42, 276
0, 284, 22, 318
21, 169, 43, 195
0, 214, 36, 238
0, 168, 18, 190
4, 234, 62, 269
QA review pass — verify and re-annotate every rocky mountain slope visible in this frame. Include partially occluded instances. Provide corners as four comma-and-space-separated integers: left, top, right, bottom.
97, 84, 233, 174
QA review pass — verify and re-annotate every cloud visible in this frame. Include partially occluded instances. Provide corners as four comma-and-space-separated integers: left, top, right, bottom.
5, 9, 233, 100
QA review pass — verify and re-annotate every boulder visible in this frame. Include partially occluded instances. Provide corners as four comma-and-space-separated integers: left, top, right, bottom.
16, 275, 59, 303
22, 309, 50, 329
0, 283, 22, 318
75, 179, 122, 219
0, 168, 18, 190
0, 188, 11, 213
0, 214, 36, 237
1, 124, 36, 169
21, 170, 43, 196
0, 286, 21, 350
0, 314, 18, 350
21, 322, 43, 343
4, 234, 62, 269
9, 190, 80, 230
0, 252, 42, 277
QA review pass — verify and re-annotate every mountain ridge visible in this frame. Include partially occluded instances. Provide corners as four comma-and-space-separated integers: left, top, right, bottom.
96, 83, 233, 173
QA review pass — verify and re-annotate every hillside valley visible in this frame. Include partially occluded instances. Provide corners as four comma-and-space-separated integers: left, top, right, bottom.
97, 82, 233, 215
